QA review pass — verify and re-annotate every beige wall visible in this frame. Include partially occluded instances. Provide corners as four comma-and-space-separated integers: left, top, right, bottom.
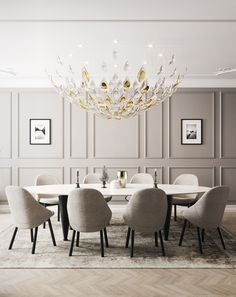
0, 88, 236, 203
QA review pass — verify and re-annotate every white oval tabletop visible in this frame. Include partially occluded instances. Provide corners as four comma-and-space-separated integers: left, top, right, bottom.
25, 183, 211, 197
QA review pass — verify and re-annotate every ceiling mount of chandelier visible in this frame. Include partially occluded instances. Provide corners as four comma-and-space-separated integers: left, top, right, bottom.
49, 47, 184, 120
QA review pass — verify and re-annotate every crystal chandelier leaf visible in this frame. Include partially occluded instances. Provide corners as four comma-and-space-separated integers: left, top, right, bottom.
50, 52, 184, 120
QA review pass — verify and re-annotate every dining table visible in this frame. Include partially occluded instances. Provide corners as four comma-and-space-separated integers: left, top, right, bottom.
25, 183, 211, 241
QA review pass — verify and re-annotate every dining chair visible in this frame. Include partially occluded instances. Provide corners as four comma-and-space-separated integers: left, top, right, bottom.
83, 173, 112, 203
35, 175, 61, 225
179, 186, 229, 254
5, 186, 56, 254
172, 174, 199, 221
67, 188, 112, 257
130, 173, 154, 184
123, 188, 167, 257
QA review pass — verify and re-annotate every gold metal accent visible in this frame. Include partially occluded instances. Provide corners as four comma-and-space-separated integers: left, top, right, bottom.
117, 171, 128, 188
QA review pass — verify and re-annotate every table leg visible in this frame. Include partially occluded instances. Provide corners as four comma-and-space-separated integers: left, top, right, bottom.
164, 195, 173, 241
58, 195, 69, 241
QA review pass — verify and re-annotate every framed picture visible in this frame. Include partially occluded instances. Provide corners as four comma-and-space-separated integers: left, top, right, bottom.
181, 119, 203, 145
30, 119, 51, 145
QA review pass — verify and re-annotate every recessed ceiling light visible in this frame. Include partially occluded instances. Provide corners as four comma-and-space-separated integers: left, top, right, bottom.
77, 44, 83, 48
143, 61, 147, 65
113, 39, 118, 44
114, 64, 118, 68
68, 53, 73, 57
147, 44, 153, 48
84, 61, 89, 65
158, 53, 163, 57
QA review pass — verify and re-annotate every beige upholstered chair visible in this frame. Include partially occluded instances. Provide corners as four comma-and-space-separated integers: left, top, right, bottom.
35, 175, 61, 224
83, 173, 112, 203
172, 174, 199, 221
179, 186, 229, 254
130, 173, 154, 184
67, 188, 112, 257
5, 186, 56, 254
123, 188, 167, 257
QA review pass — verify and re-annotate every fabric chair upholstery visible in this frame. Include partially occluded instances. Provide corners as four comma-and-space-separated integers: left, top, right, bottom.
83, 173, 112, 203
130, 173, 154, 184
6, 186, 54, 229
35, 175, 60, 204
5, 186, 56, 254
67, 188, 112, 257
123, 188, 167, 233
172, 174, 199, 204
68, 188, 112, 232
183, 186, 229, 229
123, 188, 167, 257
179, 186, 229, 254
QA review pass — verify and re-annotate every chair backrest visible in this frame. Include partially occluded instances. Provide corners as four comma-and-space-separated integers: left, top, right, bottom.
173, 174, 199, 199
123, 188, 167, 233
186, 186, 229, 229
5, 186, 53, 229
83, 173, 100, 184
130, 173, 154, 184
35, 175, 60, 199
67, 188, 112, 232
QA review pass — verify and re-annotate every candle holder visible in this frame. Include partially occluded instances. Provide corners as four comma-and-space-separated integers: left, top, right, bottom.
99, 166, 109, 189
76, 169, 80, 188
154, 169, 158, 188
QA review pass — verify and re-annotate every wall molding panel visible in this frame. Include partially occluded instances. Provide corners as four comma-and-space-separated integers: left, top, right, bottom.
0, 88, 236, 203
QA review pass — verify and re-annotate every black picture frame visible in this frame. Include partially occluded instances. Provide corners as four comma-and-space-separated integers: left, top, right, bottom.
181, 119, 203, 145
29, 119, 51, 145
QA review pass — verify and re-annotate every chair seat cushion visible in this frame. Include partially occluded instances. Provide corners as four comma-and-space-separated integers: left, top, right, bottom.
172, 196, 197, 205
39, 197, 59, 205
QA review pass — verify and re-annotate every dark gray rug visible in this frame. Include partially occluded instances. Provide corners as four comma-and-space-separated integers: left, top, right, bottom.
0, 214, 235, 268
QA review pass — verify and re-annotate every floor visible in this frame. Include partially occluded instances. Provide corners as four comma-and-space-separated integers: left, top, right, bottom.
0, 207, 236, 297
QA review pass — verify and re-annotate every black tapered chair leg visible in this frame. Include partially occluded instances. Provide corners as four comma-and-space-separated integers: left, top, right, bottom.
179, 219, 187, 246
76, 231, 80, 247
130, 230, 135, 258
217, 227, 226, 249
9, 227, 18, 250
104, 228, 109, 248
57, 205, 60, 222
30, 229, 34, 243
125, 227, 131, 248
100, 230, 104, 257
201, 229, 205, 242
43, 221, 46, 229
159, 230, 165, 256
48, 219, 56, 246
174, 205, 177, 221
69, 230, 76, 256
197, 227, 203, 254
154, 231, 158, 247
32, 227, 38, 254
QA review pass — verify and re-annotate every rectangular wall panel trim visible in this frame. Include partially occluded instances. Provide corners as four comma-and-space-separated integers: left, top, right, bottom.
168, 166, 215, 187
143, 105, 163, 159
17, 91, 64, 159
17, 166, 64, 186
220, 92, 236, 159
92, 114, 140, 159
168, 92, 215, 159
69, 104, 88, 159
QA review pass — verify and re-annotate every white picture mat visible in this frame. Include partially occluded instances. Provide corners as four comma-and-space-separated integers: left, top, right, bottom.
182, 119, 202, 144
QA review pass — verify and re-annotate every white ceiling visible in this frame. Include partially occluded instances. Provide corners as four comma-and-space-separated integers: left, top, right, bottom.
0, 0, 236, 87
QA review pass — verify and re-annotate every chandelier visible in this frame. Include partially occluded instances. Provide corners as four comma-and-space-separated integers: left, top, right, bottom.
50, 49, 183, 120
